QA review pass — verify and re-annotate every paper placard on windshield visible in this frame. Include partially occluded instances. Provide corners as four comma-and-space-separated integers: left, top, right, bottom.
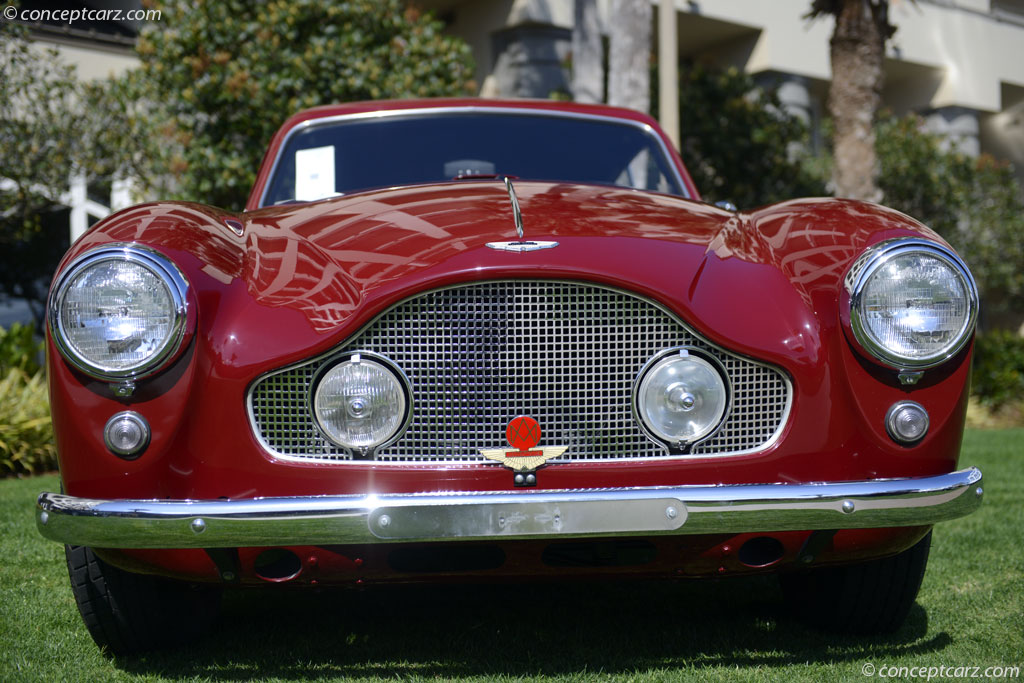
295, 145, 336, 201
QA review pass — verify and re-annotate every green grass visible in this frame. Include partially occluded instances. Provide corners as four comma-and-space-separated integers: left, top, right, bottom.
2, 429, 1021, 682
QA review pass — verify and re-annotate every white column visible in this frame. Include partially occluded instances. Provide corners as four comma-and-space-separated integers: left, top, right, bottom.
658, 0, 680, 150
69, 173, 88, 243
111, 177, 136, 210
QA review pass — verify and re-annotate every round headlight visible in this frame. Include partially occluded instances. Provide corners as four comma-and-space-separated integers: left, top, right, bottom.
49, 245, 189, 380
313, 353, 410, 453
634, 348, 728, 448
849, 239, 978, 369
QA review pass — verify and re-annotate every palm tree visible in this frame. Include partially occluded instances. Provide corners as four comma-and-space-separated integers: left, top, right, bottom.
809, 0, 896, 202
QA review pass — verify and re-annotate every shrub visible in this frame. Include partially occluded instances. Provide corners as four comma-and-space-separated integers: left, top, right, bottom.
972, 331, 1024, 410
0, 367, 57, 477
0, 322, 43, 375
0, 324, 54, 477
876, 113, 1024, 323
673, 64, 827, 209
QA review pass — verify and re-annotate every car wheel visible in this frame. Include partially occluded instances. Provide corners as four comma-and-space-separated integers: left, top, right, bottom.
65, 545, 221, 655
780, 531, 931, 634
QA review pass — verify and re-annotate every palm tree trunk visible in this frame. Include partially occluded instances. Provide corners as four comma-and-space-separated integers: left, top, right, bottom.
828, 0, 889, 202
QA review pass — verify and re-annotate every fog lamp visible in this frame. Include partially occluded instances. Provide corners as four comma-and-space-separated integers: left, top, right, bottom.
103, 411, 150, 459
313, 353, 410, 452
634, 348, 728, 448
886, 401, 929, 444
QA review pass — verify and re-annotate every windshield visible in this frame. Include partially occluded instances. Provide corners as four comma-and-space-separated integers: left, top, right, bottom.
261, 111, 686, 206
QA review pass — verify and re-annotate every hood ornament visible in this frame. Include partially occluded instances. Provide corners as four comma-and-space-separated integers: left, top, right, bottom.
486, 177, 559, 253
505, 176, 524, 239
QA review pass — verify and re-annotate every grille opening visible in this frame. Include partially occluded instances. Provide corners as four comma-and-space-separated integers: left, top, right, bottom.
542, 540, 657, 568
250, 281, 791, 463
254, 549, 303, 582
737, 537, 785, 568
388, 545, 506, 573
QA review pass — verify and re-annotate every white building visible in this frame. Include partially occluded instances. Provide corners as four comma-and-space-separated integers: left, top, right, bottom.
423, 0, 1024, 178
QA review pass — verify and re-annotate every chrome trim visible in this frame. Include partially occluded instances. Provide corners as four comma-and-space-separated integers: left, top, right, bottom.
247, 280, 794, 464
36, 468, 983, 548
503, 176, 524, 239
846, 238, 979, 370
485, 240, 559, 253
256, 105, 691, 208
48, 244, 190, 382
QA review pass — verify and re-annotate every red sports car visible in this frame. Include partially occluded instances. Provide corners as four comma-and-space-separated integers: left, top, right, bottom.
36, 99, 983, 654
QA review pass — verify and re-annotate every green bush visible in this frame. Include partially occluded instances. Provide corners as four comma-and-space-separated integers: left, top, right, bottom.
0, 324, 54, 477
0, 322, 43, 375
972, 331, 1024, 409
0, 367, 57, 477
674, 64, 827, 209
876, 113, 1024, 322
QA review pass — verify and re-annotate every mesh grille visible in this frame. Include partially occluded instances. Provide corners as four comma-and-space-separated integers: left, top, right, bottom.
249, 281, 790, 463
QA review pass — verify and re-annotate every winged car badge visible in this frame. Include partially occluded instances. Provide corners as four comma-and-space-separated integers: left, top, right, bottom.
479, 416, 567, 473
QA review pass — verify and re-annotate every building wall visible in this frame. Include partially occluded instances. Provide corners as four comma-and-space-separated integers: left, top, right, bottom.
423, 0, 1024, 176
33, 38, 138, 82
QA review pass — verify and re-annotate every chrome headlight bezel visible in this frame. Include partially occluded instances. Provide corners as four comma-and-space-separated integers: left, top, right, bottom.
846, 238, 979, 370
48, 244, 191, 382
310, 351, 413, 454
632, 346, 731, 451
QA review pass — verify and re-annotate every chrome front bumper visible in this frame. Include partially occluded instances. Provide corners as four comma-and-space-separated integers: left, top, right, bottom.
36, 468, 983, 549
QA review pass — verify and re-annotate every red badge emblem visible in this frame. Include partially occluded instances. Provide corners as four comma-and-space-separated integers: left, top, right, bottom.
506, 416, 542, 456
479, 416, 567, 473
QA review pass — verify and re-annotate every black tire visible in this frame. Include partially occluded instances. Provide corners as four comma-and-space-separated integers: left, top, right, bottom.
780, 531, 931, 634
65, 545, 222, 655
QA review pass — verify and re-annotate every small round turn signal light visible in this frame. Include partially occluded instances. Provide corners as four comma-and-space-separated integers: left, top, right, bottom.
103, 411, 151, 459
886, 401, 929, 445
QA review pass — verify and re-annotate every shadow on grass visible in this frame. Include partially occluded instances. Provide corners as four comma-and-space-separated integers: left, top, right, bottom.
114, 576, 952, 678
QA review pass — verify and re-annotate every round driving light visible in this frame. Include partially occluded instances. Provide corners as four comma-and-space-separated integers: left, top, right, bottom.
886, 401, 929, 444
103, 411, 150, 459
635, 349, 728, 447
313, 354, 410, 452
849, 240, 977, 369
50, 245, 189, 380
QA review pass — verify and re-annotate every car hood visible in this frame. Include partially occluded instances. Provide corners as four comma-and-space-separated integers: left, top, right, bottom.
75, 180, 936, 376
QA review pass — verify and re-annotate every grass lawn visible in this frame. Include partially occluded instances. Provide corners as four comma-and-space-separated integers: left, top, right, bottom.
1, 429, 1021, 682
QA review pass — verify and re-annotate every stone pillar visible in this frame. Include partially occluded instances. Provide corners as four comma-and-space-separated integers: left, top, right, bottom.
489, 24, 573, 99
924, 106, 981, 157
754, 71, 821, 153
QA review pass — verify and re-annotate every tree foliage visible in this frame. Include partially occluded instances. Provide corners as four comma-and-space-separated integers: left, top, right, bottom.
0, 20, 151, 326
0, 21, 82, 324
676, 64, 827, 209
875, 113, 1024, 323
0, 22, 80, 240
134, 0, 476, 210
